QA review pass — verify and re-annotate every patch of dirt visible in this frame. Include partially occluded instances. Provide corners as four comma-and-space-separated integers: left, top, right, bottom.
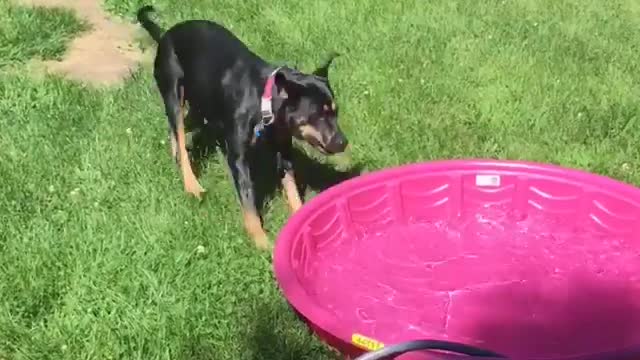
14, 0, 146, 86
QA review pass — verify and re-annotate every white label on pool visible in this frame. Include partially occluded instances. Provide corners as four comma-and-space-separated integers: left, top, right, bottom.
476, 174, 501, 187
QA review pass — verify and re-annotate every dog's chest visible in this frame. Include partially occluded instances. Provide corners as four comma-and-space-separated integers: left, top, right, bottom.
269, 122, 292, 148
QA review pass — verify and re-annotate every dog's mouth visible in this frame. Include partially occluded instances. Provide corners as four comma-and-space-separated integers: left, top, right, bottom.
316, 146, 331, 155
301, 136, 335, 155
306, 138, 349, 155
295, 127, 342, 155
305, 137, 329, 154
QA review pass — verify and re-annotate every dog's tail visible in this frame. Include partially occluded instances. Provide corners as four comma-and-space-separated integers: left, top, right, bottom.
136, 5, 164, 43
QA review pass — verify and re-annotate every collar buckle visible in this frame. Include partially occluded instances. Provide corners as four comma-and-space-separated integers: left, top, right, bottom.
252, 67, 281, 143
261, 110, 274, 125
259, 68, 281, 125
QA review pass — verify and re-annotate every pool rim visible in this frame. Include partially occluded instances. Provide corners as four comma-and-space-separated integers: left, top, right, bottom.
272, 158, 640, 358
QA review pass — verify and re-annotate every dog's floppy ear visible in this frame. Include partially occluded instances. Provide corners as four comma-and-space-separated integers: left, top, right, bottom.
275, 68, 305, 99
313, 52, 340, 78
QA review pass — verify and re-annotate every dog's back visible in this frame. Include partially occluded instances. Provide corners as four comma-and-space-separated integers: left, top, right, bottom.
138, 7, 268, 119
164, 20, 265, 77
163, 21, 268, 116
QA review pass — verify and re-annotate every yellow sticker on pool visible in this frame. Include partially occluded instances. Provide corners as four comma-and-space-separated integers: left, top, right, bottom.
351, 333, 384, 351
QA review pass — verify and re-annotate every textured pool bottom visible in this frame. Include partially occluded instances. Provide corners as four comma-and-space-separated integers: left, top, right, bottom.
307, 204, 640, 358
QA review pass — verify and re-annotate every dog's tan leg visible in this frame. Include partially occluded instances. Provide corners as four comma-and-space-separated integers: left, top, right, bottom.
169, 131, 178, 163
177, 86, 205, 199
242, 207, 270, 249
282, 171, 303, 213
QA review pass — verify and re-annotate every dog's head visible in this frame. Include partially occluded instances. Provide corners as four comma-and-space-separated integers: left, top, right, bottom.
275, 53, 348, 155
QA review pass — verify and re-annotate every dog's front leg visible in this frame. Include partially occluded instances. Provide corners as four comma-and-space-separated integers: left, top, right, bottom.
227, 143, 269, 249
277, 144, 303, 214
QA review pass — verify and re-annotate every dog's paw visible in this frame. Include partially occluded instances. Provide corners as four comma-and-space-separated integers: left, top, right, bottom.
185, 182, 206, 200
253, 233, 271, 250
288, 203, 302, 214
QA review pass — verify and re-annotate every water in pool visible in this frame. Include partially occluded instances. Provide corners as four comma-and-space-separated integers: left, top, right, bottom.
308, 204, 640, 358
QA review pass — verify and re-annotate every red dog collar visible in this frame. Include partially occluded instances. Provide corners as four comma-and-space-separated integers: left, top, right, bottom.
260, 67, 280, 125
253, 67, 281, 142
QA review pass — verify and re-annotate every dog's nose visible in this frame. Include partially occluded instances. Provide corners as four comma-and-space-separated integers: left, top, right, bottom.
327, 133, 348, 153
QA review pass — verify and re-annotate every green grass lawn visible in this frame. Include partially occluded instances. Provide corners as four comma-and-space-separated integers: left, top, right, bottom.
2, 0, 640, 359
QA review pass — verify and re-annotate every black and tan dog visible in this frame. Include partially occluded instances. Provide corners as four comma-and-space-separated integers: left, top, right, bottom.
136, 6, 348, 249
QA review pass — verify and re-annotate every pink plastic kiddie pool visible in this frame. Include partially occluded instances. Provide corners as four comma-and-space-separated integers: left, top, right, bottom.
273, 160, 640, 359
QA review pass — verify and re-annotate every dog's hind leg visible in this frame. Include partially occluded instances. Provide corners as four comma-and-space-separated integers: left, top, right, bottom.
155, 48, 205, 199
169, 129, 178, 163
176, 86, 206, 198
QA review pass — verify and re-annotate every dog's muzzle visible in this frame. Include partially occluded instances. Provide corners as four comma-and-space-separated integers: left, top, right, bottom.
325, 132, 348, 154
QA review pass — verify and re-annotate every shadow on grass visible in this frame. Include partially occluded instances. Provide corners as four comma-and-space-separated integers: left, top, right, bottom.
179, 336, 216, 360
186, 114, 362, 213
250, 146, 363, 213
246, 301, 341, 360
186, 110, 225, 168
